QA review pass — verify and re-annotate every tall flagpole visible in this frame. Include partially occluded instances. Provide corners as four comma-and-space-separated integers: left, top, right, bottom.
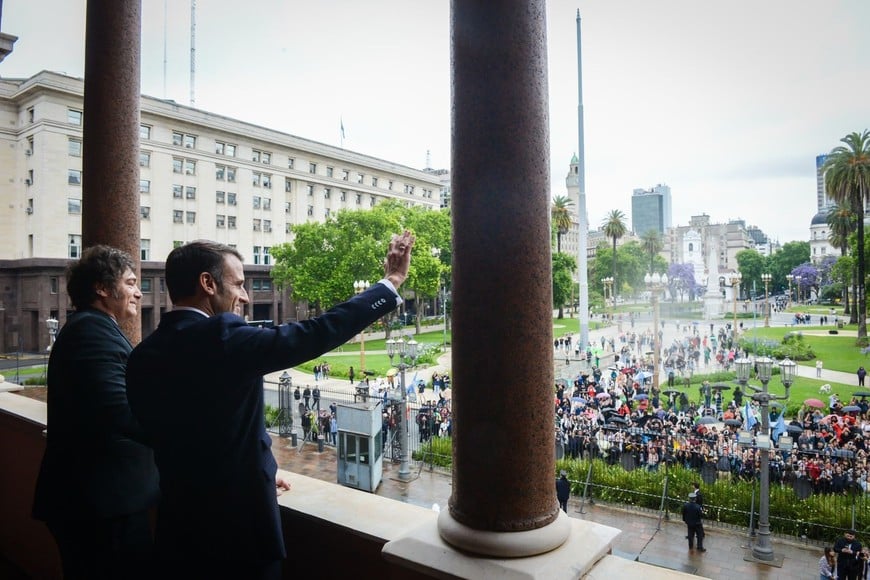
576, 9, 590, 353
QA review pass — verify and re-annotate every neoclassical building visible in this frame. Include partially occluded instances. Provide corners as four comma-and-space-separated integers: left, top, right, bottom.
0, 71, 443, 352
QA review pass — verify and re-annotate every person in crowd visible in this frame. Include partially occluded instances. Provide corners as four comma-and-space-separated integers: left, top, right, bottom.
556, 470, 570, 513
820, 546, 838, 580
834, 529, 863, 580
681, 491, 705, 552
33, 245, 160, 579
126, 233, 413, 579
858, 367, 866, 388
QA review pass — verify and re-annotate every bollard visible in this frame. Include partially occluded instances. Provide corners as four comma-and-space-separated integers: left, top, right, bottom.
317, 435, 324, 453
290, 432, 298, 447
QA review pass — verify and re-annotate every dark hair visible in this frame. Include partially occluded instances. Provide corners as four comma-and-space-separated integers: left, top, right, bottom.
66, 245, 135, 310
165, 240, 243, 303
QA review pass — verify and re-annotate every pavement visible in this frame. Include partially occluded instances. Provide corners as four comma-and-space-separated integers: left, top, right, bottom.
273, 434, 825, 580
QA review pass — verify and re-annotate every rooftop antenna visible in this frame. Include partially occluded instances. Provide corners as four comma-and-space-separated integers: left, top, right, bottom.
426, 149, 431, 170
189, 0, 196, 107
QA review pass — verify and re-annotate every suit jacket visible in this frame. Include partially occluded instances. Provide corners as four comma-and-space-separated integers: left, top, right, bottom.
126, 282, 399, 563
681, 501, 703, 526
33, 309, 160, 521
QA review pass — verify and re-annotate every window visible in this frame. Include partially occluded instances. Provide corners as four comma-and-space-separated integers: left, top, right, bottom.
216, 165, 226, 181
262, 151, 271, 165
184, 159, 196, 175
140, 125, 151, 140
225, 143, 236, 157
160, 278, 165, 293
252, 150, 261, 163
185, 187, 196, 200
226, 166, 237, 183
253, 246, 261, 264
50, 277, 58, 294
139, 179, 150, 194
388, 180, 394, 190
284, 178, 292, 193
139, 151, 150, 167
263, 220, 272, 233
370, 198, 376, 207
285, 223, 292, 233
263, 247, 271, 265
324, 209, 331, 218
372, 177, 378, 187
173, 210, 183, 223
262, 198, 271, 211
68, 198, 82, 214
288, 157, 295, 169
68, 169, 82, 185
69, 138, 82, 157
252, 279, 262, 291
27, 107, 34, 123
324, 188, 331, 199
227, 192, 237, 206
140, 239, 150, 261
69, 234, 82, 259
307, 205, 314, 216
326, 167, 334, 178
173, 158, 183, 173
173, 185, 183, 198
253, 195, 261, 210
253, 219, 261, 232
216, 141, 236, 156
252, 247, 271, 266
216, 190, 226, 204
68, 109, 82, 126
307, 184, 314, 196
342, 169, 350, 181
172, 132, 197, 149
309, 162, 317, 174
355, 193, 362, 205
140, 278, 152, 293
284, 202, 291, 213
340, 191, 347, 201
186, 211, 196, 224
252, 171, 262, 187
216, 214, 226, 228
357, 173, 364, 184
140, 206, 150, 220
228, 215, 237, 229
263, 174, 272, 189
215, 141, 225, 155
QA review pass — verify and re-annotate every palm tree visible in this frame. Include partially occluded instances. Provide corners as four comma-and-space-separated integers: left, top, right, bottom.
601, 209, 627, 294
551, 195, 574, 253
640, 229, 663, 274
823, 130, 870, 340
827, 203, 856, 317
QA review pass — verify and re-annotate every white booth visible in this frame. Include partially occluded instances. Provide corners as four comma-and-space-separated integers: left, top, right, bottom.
336, 401, 384, 492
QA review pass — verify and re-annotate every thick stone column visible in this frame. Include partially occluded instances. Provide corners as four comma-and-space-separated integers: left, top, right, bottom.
439, 0, 568, 557
81, 0, 142, 343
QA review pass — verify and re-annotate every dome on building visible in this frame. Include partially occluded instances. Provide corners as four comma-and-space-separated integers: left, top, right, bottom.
810, 211, 828, 226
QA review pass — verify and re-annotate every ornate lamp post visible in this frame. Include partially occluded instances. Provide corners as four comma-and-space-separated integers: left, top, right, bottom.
741, 356, 795, 563
761, 273, 772, 327
644, 272, 668, 391
45, 317, 59, 380
785, 274, 793, 309
353, 280, 371, 374
386, 335, 419, 481
729, 272, 742, 338
278, 371, 294, 438
601, 276, 613, 326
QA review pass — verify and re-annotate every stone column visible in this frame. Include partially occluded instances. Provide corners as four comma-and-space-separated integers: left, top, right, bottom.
439, 0, 569, 557
81, 0, 142, 343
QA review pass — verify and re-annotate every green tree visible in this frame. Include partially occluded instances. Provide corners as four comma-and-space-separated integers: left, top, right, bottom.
823, 130, 870, 340
768, 241, 810, 296
402, 206, 452, 334
827, 203, 857, 317
601, 209, 627, 293
640, 229, 663, 274
735, 249, 766, 296
552, 253, 577, 319
551, 195, 574, 253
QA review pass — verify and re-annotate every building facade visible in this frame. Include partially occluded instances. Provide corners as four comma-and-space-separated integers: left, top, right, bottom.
631, 184, 672, 236
0, 71, 443, 352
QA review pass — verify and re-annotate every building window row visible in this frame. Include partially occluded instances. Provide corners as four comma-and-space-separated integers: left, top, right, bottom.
68, 109, 82, 126
172, 131, 197, 149
216, 164, 237, 182
68, 169, 82, 185
172, 210, 197, 224
173, 157, 197, 175
215, 214, 237, 229
251, 219, 273, 232
172, 184, 197, 199
252, 171, 272, 189
252, 278, 273, 291
252, 149, 272, 165
215, 141, 237, 157
69, 138, 82, 157
252, 246, 271, 265
139, 150, 150, 167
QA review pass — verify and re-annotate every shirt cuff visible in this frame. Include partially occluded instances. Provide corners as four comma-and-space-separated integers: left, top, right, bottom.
377, 279, 403, 307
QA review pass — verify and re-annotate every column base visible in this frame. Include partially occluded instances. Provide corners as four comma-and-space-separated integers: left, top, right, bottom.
437, 509, 570, 558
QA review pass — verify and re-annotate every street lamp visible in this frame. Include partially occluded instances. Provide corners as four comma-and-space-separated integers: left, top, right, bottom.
785, 274, 793, 310
353, 280, 371, 373
45, 317, 59, 381
386, 334, 419, 481
278, 371, 294, 439
601, 276, 614, 326
761, 273, 772, 327
644, 272, 668, 391
741, 356, 794, 563
729, 272, 742, 338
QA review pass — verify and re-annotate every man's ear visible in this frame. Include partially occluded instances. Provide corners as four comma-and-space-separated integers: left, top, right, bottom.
95, 284, 110, 297
200, 272, 217, 296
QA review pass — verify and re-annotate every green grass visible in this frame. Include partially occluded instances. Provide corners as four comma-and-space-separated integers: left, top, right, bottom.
742, 326, 866, 373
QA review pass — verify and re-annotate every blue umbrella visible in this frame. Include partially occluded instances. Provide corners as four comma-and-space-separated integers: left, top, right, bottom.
633, 393, 649, 401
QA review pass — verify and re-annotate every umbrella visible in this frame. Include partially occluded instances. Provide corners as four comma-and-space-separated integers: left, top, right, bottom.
663, 389, 680, 395
853, 391, 870, 398
606, 416, 628, 425
633, 393, 649, 401
386, 368, 399, 377
768, 401, 783, 409
786, 425, 804, 435
710, 383, 731, 391
842, 405, 861, 413
595, 392, 611, 399
607, 365, 618, 371
635, 371, 652, 381
697, 416, 716, 425
724, 419, 742, 427
804, 398, 824, 408
645, 351, 655, 356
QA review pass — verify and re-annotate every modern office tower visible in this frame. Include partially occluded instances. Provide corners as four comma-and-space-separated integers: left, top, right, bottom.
631, 184, 672, 236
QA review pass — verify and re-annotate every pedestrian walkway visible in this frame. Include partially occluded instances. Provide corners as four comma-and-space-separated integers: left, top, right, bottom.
273, 436, 825, 580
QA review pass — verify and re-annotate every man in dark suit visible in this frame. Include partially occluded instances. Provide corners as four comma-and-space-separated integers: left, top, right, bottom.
126, 233, 414, 579
33, 245, 160, 579
682, 491, 706, 552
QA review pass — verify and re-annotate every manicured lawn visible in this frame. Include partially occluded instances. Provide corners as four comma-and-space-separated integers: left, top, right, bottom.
741, 326, 866, 374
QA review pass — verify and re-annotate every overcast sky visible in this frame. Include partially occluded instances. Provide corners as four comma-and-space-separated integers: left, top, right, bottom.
3, 0, 867, 244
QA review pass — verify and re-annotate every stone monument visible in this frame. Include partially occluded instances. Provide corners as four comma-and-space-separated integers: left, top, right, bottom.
703, 238, 724, 320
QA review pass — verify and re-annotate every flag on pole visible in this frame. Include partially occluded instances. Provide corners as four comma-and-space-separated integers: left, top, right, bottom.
340, 117, 345, 140
771, 411, 786, 442
744, 401, 757, 430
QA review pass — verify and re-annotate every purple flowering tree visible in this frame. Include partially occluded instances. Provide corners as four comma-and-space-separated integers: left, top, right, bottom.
790, 263, 819, 302
667, 263, 698, 302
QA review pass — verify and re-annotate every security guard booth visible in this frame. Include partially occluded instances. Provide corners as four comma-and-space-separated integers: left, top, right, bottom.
336, 401, 383, 492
